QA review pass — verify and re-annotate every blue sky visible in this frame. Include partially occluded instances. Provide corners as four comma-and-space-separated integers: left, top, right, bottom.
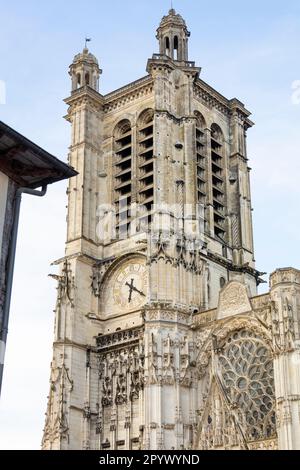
0, 0, 300, 449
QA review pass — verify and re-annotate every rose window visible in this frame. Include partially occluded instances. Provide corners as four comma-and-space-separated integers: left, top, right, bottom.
219, 329, 276, 442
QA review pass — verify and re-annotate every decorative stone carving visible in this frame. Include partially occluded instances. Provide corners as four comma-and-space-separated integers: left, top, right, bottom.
83, 402, 91, 420
192, 310, 217, 328
217, 282, 252, 319
102, 376, 113, 407
150, 230, 173, 265
98, 332, 144, 412
130, 370, 143, 401
42, 359, 74, 448
91, 258, 115, 297
214, 318, 273, 350
147, 333, 158, 385
115, 374, 127, 405
196, 351, 210, 380
162, 335, 175, 385
96, 403, 103, 435
97, 327, 142, 351
150, 231, 205, 275
49, 260, 75, 308
271, 290, 300, 354
270, 268, 300, 289
195, 329, 212, 351
247, 439, 278, 450
195, 379, 246, 450
218, 329, 276, 442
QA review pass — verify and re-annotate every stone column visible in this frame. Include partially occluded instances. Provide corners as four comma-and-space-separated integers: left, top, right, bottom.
270, 268, 300, 450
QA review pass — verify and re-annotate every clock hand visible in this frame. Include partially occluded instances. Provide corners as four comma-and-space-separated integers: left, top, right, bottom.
131, 285, 146, 297
125, 280, 145, 301
125, 279, 134, 303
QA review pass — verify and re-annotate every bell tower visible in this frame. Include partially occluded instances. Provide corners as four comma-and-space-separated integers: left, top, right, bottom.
157, 8, 190, 61
42, 9, 265, 451
69, 46, 102, 92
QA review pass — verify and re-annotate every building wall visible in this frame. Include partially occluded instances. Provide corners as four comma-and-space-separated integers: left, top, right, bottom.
0, 174, 16, 331
0, 171, 9, 255
0, 171, 9, 329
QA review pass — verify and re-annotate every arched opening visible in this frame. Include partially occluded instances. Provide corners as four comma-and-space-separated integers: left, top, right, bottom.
220, 277, 226, 288
194, 111, 207, 232
76, 73, 81, 89
174, 36, 179, 60
114, 120, 133, 238
165, 36, 170, 56
211, 124, 226, 240
85, 72, 90, 86
137, 109, 154, 229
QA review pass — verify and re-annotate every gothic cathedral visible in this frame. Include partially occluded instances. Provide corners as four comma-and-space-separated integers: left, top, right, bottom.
42, 10, 300, 450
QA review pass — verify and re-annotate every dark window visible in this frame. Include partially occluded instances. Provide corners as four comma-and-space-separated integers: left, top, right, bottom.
174, 36, 179, 60
165, 36, 170, 56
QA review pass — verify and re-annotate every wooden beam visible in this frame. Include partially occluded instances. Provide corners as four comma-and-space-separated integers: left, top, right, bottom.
0, 158, 63, 186
0, 144, 27, 159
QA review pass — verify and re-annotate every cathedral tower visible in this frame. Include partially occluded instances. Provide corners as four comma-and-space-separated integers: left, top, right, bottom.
43, 10, 300, 451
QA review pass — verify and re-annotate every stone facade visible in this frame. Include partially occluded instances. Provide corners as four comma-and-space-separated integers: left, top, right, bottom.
42, 9, 300, 450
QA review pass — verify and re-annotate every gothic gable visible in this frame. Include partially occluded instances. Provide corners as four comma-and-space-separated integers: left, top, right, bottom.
217, 281, 252, 320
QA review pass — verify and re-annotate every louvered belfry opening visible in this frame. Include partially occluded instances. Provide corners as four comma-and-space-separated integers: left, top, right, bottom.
211, 123, 226, 240
195, 112, 207, 232
114, 120, 132, 238
137, 109, 154, 230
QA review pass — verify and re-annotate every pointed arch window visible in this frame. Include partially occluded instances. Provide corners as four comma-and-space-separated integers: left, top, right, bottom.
114, 120, 133, 238
211, 124, 226, 240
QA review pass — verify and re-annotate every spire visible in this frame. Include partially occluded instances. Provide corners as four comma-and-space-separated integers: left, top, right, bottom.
156, 9, 190, 61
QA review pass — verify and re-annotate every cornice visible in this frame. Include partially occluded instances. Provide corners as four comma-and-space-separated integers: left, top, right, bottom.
147, 54, 201, 79
204, 250, 264, 285
64, 85, 104, 107
194, 78, 254, 125
69, 141, 102, 155
104, 75, 151, 101
155, 109, 197, 124
103, 75, 154, 113
194, 78, 230, 114
63, 73, 253, 127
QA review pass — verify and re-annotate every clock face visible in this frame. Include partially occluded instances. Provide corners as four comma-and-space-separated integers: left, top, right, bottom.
103, 258, 148, 314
